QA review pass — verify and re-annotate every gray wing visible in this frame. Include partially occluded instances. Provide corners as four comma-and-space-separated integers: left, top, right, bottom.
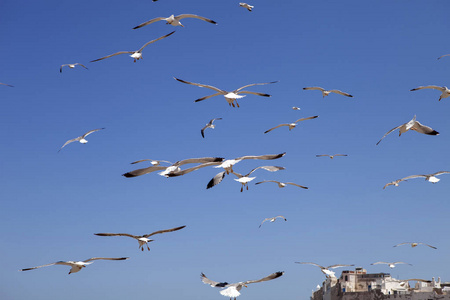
83, 257, 129, 262
376, 124, 402, 145
333, 154, 348, 157
209, 118, 222, 125
259, 218, 272, 227
245, 166, 285, 177
82, 128, 105, 138
329, 90, 353, 97
60, 65, 67, 73
295, 262, 325, 269
419, 243, 437, 249
393, 262, 412, 266
122, 165, 168, 178
237, 91, 271, 97
94, 233, 139, 239
195, 92, 225, 102
174, 77, 226, 93
166, 162, 223, 177
285, 182, 308, 189
133, 17, 167, 29
303, 87, 325, 92
437, 54, 450, 60
264, 124, 290, 133
234, 81, 278, 92
176, 14, 217, 24
243, 271, 284, 285
393, 242, 412, 247
237, 153, 286, 161
91, 51, 134, 62
143, 225, 186, 238
275, 215, 287, 221
20, 262, 61, 271
431, 171, 450, 176
173, 157, 224, 167
76, 63, 88, 70
401, 174, 427, 180
201, 273, 229, 287
411, 121, 439, 135
316, 155, 330, 157
58, 137, 81, 152
207, 171, 226, 189
137, 31, 175, 52
130, 159, 172, 165
0, 82, 14, 87
293, 115, 319, 123
371, 262, 389, 265
255, 180, 279, 185
410, 85, 445, 92
327, 264, 354, 269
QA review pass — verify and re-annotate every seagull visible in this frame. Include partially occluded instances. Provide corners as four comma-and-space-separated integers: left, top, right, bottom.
130, 159, 172, 165
0, 82, 14, 87
264, 116, 318, 134
201, 118, 222, 138
19, 257, 129, 274
91, 31, 175, 63
255, 180, 308, 189
371, 262, 412, 269
94, 225, 186, 251
259, 216, 287, 228
303, 87, 353, 98
201, 271, 283, 300
122, 157, 224, 178
393, 242, 437, 249
133, 14, 217, 29
402, 171, 450, 184
292, 107, 301, 110
60, 63, 88, 73
239, 3, 254, 11
231, 166, 285, 192
437, 54, 450, 60
295, 262, 354, 278
213, 153, 286, 175
315, 154, 347, 159
376, 115, 438, 145
410, 85, 450, 101
383, 178, 408, 189
174, 77, 278, 107
58, 128, 105, 152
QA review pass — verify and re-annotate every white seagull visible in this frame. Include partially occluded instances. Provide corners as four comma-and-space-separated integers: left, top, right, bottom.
255, 180, 308, 189
133, 14, 216, 29
239, 3, 254, 11
91, 31, 175, 63
264, 116, 318, 134
60, 63, 88, 73
259, 215, 287, 228
213, 153, 286, 175
1, 82, 14, 87
376, 115, 438, 145
383, 178, 408, 189
58, 128, 105, 152
393, 242, 437, 249
292, 107, 301, 110
201, 271, 284, 300
410, 85, 450, 101
202, 118, 222, 138
402, 171, 450, 184
19, 257, 129, 274
295, 262, 354, 278
231, 166, 285, 192
316, 154, 347, 159
303, 87, 353, 98
94, 225, 186, 251
371, 262, 412, 269
174, 77, 278, 107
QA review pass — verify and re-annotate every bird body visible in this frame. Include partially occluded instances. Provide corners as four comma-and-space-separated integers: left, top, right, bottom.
133, 14, 216, 29
303, 87, 353, 98
411, 85, 450, 101
58, 128, 105, 152
376, 115, 438, 145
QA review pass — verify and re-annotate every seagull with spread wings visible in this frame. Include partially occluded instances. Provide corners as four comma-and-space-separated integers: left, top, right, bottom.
19, 257, 129, 274
201, 271, 284, 300
255, 180, 308, 189
411, 85, 450, 101
371, 262, 412, 269
259, 216, 287, 228
303, 87, 353, 98
133, 14, 216, 29
58, 128, 105, 152
60, 63, 88, 73
174, 77, 278, 107
393, 242, 437, 249
383, 178, 408, 189
402, 171, 450, 184
91, 31, 175, 63
295, 262, 354, 278
264, 116, 318, 134
130, 159, 172, 166
376, 115, 438, 145
95, 225, 186, 251
239, 3, 254, 11
201, 118, 222, 138
316, 154, 347, 159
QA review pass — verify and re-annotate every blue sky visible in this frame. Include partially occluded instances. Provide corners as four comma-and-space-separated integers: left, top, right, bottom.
1, 0, 450, 299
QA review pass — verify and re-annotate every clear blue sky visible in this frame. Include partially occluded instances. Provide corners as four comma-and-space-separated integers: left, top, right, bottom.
1, 0, 450, 299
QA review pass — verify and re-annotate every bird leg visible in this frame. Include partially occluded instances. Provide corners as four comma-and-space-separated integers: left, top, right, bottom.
235, 100, 240, 108
246, 185, 248, 190
231, 102, 235, 107
240, 185, 243, 192
146, 243, 150, 251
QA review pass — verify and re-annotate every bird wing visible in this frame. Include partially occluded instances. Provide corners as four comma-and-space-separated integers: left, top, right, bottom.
393, 262, 412, 265
411, 121, 438, 135
376, 124, 402, 145
174, 77, 226, 93
209, 118, 222, 124
58, 137, 81, 152
166, 162, 223, 177
130, 159, 171, 165
245, 166, 285, 177
234, 81, 278, 92
275, 215, 287, 221
327, 264, 354, 269
295, 262, 325, 269
90, 51, 134, 62
133, 17, 167, 29
137, 31, 175, 52
201, 273, 229, 287
76, 63, 88, 70
122, 166, 168, 177
60, 65, 66, 73
293, 115, 319, 123
419, 243, 437, 249
0, 82, 14, 87
83, 257, 129, 262
207, 171, 226, 189
255, 180, 278, 185
329, 90, 353, 97
173, 157, 224, 167
176, 14, 217, 24
194, 92, 225, 102
243, 271, 284, 285
236, 91, 271, 97
431, 171, 450, 176
143, 225, 186, 238
437, 54, 450, 60
411, 85, 446, 92
94, 233, 139, 238
20, 262, 61, 271
259, 218, 272, 227
316, 155, 330, 157
303, 87, 325, 92
237, 153, 286, 161
82, 128, 105, 138
201, 127, 206, 138
285, 182, 308, 189
371, 262, 389, 265
264, 124, 289, 133
401, 174, 427, 180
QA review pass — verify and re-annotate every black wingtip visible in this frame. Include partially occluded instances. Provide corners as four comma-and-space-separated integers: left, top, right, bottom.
122, 173, 136, 178
429, 130, 439, 135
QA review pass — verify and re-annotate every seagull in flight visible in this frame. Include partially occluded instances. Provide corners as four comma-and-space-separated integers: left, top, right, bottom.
393, 242, 437, 249
295, 262, 354, 278
239, 3, 254, 11
292, 107, 301, 110
174, 77, 278, 107
371, 262, 412, 269
383, 178, 408, 189
19, 257, 129, 274
0, 82, 14, 87
201, 271, 283, 300
264, 116, 318, 134
259, 216, 287, 228
58, 128, 105, 152
91, 31, 175, 63
255, 180, 308, 189
376, 115, 438, 145
95, 225, 186, 251
402, 171, 450, 184
202, 118, 222, 138
60, 63, 88, 73
316, 154, 347, 159
410, 85, 450, 101
133, 14, 216, 29
130, 159, 172, 166
213, 153, 286, 175
303, 87, 353, 98
231, 166, 285, 192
